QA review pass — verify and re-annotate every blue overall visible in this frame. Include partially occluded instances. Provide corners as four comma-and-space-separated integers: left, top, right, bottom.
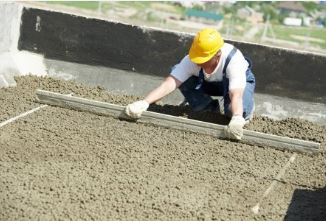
179, 47, 255, 120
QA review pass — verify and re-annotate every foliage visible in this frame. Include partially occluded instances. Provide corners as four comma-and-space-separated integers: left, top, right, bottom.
302, 1, 319, 13
260, 2, 278, 22
46, 1, 100, 10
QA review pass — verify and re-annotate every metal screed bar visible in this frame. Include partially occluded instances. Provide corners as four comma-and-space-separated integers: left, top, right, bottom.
36, 89, 320, 154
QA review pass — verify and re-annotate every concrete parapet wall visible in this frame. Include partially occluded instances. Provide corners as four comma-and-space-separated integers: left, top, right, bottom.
18, 7, 191, 77
228, 41, 326, 104
0, 2, 21, 52
16, 7, 326, 104
0, 3, 46, 87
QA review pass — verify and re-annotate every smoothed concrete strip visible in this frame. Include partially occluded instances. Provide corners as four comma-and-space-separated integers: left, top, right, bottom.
36, 89, 320, 154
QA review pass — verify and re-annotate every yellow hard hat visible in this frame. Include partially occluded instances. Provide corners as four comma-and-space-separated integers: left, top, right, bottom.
189, 28, 224, 64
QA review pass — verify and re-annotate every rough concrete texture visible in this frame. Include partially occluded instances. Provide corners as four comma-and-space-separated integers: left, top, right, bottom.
0, 76, 325, 221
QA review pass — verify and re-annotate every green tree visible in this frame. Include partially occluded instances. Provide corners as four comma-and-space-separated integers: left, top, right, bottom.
260, 2, 278, 23
302, 2, 318, 13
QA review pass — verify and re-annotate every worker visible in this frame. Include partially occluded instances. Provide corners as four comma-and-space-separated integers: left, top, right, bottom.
125, 28, 255, 140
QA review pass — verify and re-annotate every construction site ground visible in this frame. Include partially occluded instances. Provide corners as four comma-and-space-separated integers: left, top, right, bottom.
0, 76, 325, 221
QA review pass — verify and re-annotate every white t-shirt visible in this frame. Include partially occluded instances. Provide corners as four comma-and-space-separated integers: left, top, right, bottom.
171, 43, 249, 90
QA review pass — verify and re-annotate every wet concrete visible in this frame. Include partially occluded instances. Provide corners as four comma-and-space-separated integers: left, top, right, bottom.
0, 76, 325, 220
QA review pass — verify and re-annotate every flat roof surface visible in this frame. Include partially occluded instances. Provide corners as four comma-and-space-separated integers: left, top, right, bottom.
0, 75, 325, 220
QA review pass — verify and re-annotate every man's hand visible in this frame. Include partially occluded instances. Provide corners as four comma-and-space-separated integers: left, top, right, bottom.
125, 100, 149, 118
224, 115, 246, 140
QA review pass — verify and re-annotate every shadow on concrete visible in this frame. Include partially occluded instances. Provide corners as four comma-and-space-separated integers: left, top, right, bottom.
284, 187, 326, 221
148, 103, 230, 126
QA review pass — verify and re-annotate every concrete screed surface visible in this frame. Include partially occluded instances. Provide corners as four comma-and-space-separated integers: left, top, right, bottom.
0, 76, 325, 221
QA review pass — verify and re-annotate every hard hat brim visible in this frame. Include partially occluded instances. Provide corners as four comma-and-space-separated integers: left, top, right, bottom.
189, 50, 217, 64
189, 45, 221, 64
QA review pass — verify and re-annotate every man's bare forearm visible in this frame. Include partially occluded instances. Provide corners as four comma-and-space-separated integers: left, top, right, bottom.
144, 75, 181, 104
229, 88, 244, 116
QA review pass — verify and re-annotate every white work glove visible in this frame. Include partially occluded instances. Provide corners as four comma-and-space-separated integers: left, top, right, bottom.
125, 100, 149, 118
224, 115, 246, 141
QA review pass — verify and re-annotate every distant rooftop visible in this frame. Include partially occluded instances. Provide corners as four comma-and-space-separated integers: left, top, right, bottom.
185, 9, 223, 21
278, 2, 306, 13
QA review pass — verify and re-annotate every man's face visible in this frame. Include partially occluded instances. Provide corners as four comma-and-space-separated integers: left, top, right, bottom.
198, 51, 221, 71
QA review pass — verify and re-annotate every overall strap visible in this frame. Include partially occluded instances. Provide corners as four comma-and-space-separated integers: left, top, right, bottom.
222, 47, 238, 78
195, 68, 204, 90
